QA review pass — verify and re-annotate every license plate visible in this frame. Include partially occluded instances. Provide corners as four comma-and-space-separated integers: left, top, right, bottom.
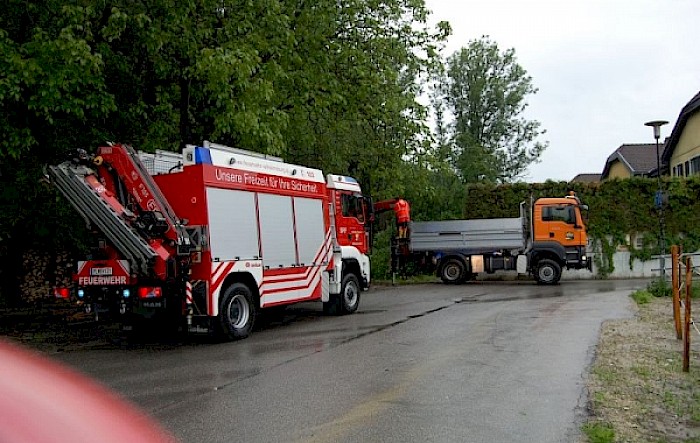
142, 301, 163, 308
90, 267, 113, 276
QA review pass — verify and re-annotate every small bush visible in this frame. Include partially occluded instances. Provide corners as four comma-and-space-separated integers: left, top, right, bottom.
647, 279, 671, 297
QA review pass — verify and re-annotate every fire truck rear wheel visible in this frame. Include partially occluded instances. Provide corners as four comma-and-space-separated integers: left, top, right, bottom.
535, 259, 562, 285
217, 283, 256, 340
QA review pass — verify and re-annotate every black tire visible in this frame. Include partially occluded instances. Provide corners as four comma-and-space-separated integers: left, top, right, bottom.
324, 273, 360, 315
440, 258, 466, 284
534, 259, 562, 285
217, 282, 256, 340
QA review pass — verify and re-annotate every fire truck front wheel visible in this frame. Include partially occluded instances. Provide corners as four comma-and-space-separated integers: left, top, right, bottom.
324, 273, 360, 315
217, 283, 256, 340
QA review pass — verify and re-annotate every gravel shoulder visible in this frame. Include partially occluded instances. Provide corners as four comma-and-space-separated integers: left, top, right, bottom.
584, 296, 700, 442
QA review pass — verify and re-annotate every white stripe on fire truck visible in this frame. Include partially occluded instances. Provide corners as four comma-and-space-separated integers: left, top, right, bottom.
261, 262, 324, 297
259, 249, 330, 292
210, 262, 235, 296
261, 231, 332, 284
259, 236, 331, 298
261, 277, 323, 305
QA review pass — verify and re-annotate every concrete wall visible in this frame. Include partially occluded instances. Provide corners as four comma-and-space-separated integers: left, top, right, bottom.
479, 251, 685, 281
561, 251, 695, 280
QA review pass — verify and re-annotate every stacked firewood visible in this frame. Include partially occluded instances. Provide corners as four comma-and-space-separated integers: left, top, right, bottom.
19, 249, 74, 303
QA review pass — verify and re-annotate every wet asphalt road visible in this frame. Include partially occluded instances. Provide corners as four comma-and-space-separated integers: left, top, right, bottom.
52, 279, 644, 443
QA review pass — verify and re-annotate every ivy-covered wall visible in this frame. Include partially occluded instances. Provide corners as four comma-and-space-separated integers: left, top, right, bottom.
462, 177, 700, 275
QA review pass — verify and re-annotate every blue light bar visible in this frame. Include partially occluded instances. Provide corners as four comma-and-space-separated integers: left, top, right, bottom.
193, 147, 212, 165
337, 176, 359, 184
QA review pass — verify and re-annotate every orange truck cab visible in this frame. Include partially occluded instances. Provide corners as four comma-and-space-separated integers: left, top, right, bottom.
525, 193, 591, 282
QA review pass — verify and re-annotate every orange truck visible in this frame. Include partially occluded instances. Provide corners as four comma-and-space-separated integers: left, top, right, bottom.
385, 193, 592, 284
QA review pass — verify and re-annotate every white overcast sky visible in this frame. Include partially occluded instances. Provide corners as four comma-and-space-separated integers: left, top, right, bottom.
425, 0, 700, 182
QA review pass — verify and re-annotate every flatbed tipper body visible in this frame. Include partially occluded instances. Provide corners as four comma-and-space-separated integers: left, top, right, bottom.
409, 217, 525, 255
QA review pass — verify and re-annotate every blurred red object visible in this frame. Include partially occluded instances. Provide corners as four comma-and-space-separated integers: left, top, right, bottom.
0, 339, 178, 443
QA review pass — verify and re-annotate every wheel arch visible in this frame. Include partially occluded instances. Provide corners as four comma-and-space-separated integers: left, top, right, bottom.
219, 272, 260, 308
437, 253, 470, 274
342, 259, 363, 288
340, 245, 370, 288
530, 242, 566, 268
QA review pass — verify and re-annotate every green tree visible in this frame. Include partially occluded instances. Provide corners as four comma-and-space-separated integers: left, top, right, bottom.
279, 0, 451, 197
0, 0, 451, 305
435, 36, 547, 183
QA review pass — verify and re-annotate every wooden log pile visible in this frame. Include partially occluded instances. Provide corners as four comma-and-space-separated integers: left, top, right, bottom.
19, 249, 74, 303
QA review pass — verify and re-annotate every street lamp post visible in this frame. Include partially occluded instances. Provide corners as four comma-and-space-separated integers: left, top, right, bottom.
645, 119, 669, 281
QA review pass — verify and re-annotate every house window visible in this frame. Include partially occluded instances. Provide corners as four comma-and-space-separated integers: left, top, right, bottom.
675, 164, 684, 177
685, 161, 690, 176
691, 156, 700, 176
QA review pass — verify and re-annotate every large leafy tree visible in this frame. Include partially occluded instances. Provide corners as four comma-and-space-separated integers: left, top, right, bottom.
434, 36, 547, 183
0, 0, 450, 304
278, 0, 450, 198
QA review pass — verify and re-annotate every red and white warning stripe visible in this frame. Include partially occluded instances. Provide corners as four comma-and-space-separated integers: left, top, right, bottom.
185, 281, 193, 305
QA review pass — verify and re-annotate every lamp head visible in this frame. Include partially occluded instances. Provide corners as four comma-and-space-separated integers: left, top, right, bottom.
645, 120, 669, 140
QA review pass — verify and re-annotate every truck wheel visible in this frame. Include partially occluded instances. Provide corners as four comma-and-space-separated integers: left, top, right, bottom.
324, 273, 360, 315
217, 283, 256, 340
440, 258, 465, 284
535, 259, 562, 285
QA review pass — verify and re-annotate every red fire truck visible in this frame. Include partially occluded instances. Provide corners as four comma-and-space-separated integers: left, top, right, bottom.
48, 141, 372, 340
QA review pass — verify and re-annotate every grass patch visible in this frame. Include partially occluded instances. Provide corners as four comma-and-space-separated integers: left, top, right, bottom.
581, 422, 615, 443
591, 366, 619, 383
631, 365, 651, 379
631, 289, 654, 305
584, 297, 700, 442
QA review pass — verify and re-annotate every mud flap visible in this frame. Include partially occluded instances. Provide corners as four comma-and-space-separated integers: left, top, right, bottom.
321, 272, 330, 302
516, 255, 528, 274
